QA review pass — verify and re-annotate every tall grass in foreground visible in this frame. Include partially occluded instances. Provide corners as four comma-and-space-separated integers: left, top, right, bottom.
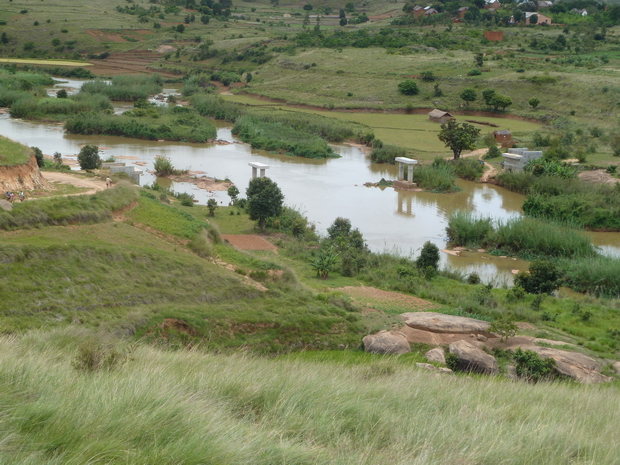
0, 183, 137, 230
0, 328, 618, 464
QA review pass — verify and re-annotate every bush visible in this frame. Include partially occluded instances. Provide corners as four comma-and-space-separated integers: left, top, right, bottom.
416, 241, 440, 270
467, 69, 482, 76
514, 260, 561, 295
154, 155, 186, 176
484, 146, 502, 159
77, 145, 101, 170
446, 212, 493, 247
513, 348, 557, 382
370, 144, 406, 164
31, 146, 44, 167
397, 80, 419, 96
412, 162, 458, 193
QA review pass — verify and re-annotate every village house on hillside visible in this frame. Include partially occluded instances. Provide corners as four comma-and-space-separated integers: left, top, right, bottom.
493, 129, 512, 143
413, 5, 438, 18
485, 0, 502, 11
428, 109, 455, 124
525, 11, 552, 25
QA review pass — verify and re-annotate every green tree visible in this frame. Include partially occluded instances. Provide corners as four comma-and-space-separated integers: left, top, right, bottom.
514, 260, 561, 295
227, 185, 239, 204
529, 97, 540, 109
207, 198, 218, 217
397, 79, 419, 96
416, 241, 440, 270
482, 88, 497, 107
309, 248, 338, 279
492, 94, 512, 111
246, 177, 284, 231
1, 33, 8, 45
77, 145, 101, 170
529, 14, 538, 25
31, 147, 44, 168
53, 151, 63, 166
245, 72, 252, 83
339, 8, 346, 18
438, 120, 481, 159
345, 1, 355, 12
176, 24, 185, 33
303, 4, 313, 10
460, 88, 477, 107
57, 89, 68, 99
339, 17, 347, 26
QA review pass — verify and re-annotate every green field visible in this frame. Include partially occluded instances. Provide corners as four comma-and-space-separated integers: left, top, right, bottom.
0, 58, 91, 66
223, 93, 542, 158
0, 135, 33, 166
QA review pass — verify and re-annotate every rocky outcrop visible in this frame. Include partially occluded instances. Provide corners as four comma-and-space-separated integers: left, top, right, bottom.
402, 312, 492, 335
0, 156, 50, 191
362, 330, 410, 355
526, 347, 611, 384
449, 340, 498, 375
425, 347, 446, 364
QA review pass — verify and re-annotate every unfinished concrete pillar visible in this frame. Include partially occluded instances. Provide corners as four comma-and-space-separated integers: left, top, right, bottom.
248, 162, 269, 179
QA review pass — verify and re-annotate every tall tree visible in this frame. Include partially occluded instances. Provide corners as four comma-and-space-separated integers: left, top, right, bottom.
460, 88, 477, 107
438, 120, 481, 159
246, 177, 284, 231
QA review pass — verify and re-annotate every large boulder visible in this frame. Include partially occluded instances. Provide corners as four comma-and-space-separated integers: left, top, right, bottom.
362, 330, 410, 355
527, 347, 611, 384
402, 312, 492, 335
449, 340, 498, 374
425, 347, 446, 364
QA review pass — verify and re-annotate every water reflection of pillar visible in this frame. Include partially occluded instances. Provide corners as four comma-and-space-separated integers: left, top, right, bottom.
397, 190, 414, 216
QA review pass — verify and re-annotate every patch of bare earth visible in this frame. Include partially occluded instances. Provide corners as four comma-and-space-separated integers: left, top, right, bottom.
338, 285, 439, 312
578, 169, 620, 185
167, 174, 231, 192
221, 235, 277, 251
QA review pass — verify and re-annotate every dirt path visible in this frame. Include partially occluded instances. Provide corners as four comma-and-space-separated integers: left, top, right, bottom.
43, 171, 107, 195
337, 285, 439, 311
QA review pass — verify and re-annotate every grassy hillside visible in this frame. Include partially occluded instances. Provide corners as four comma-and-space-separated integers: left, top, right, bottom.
0, 330, 618, 464
0, 135, 33, 166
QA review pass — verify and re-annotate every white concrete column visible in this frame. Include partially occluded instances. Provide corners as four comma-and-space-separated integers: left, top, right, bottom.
398, 162, 404, 181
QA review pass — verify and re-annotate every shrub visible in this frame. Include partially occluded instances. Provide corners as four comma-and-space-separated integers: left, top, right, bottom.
370, 144, 406, 164
416, 241, 440, 270
489, 317, 517, 342
484, 146, 502, 159
514, 260, 561, 295
446, 211, 493, 247
467, 69, 482, 76
77, 145, 101, 170
397, 80, 419, 95
412, 162, 458, 193
451, 157, 484, 181
154, 156, 187, 176
31, 146, 44, 167
513, 348, 557, 382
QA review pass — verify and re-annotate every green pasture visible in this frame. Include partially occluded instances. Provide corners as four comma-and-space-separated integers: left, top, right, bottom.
222, 93, 542, 159
0, 58, 91, 66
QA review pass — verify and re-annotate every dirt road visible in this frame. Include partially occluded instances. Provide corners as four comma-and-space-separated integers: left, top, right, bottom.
43, 171, 107, 195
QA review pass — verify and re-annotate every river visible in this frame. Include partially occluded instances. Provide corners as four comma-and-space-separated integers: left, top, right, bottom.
2, 78, 619, 284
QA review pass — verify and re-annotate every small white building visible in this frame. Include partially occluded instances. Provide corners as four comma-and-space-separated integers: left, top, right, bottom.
501, 148, 543, 172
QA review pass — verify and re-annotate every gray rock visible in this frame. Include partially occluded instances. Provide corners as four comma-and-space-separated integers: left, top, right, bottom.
416, 362, 436, 371
449, 340, 498, 374
505, 364, 518, 381
438, 367, 454, 375
612, 361, 620, 376
0, 200, 12, 211
425, 347, 446, 364
402, 312, 492, 335
362, 330, 410, 355
528, 347, 611, 384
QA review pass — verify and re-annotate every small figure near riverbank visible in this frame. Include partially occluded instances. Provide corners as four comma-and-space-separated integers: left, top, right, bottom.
105, 177, 112, 188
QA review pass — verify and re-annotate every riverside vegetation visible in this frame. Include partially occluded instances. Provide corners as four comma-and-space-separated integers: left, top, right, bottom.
0, 167, 619, 462
1, 0, 620, 459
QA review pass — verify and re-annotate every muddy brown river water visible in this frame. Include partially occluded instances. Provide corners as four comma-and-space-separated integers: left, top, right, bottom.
2, 79, 618, 284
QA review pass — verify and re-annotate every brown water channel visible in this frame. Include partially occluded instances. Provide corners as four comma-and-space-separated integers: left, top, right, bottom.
2, 79, 619, 284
